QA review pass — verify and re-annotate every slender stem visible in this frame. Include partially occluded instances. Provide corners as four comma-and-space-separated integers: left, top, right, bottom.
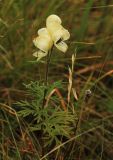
42, 47, 53, 108
45, 46, 53, 85
45, 51, 51, 86
74, 101, 85, 134
41, 47, 53, 157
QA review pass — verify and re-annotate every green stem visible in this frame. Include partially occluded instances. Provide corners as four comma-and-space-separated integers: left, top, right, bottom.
41, 47, 53, 157
41, 47, 53, 156
42, 47, 53, 108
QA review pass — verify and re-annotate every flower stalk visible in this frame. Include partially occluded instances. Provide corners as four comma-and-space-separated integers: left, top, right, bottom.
41, 47, 53, 157
42, 47, 53, 108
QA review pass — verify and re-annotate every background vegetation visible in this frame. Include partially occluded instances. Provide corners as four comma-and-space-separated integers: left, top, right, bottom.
0, 0, 113, 159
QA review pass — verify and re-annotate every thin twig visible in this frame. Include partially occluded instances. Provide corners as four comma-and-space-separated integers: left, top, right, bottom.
76, 60, 113, 74
45, 88, 67, 111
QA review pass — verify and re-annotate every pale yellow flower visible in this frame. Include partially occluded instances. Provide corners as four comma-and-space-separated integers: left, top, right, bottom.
33, 28, 53, 61
46, 14, 62, 26
33, 15, 70, 61
46, 15, 70, 53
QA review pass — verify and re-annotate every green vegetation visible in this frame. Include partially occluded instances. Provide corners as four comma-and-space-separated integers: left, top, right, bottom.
0, 0, 113, 159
